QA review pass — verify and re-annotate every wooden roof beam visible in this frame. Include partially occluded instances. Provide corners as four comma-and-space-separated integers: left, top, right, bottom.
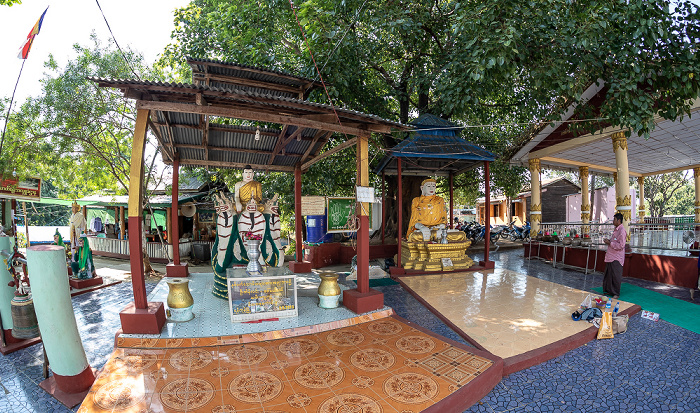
173, 143, 302, 157
136, 100, 372, 137
269, 127, 305, 165
173, 158, 295, 172
189, 60, 321, 86
151, 121, 282, 137
146, 118, 174, 162
300, 130, 329, 163
192, 73, 304, 95
302, 137, 357, 171
201, 115, 210, 161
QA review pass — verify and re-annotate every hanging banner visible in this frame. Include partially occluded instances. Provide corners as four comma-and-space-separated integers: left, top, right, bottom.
0, 176, 41, 200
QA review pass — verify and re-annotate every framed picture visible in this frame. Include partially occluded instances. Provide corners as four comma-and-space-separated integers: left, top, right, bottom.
227, 275, 298, 322
199, 211, 214, 223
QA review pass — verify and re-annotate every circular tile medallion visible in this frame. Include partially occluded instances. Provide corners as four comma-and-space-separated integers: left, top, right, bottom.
93, 378, 145, 410
395, 336, 436, 354
294, 361, 345, 388
212, 405, 236, 413
278, 338, 320, 357
352, 376, 375, 389
383, 373, 438, 404
326, 330, 365, 347
287, 392, 312, 408
120, 353, 158, 372
367, 320, 403, 336
226, 344, 268, 365
167, 348, 214, 371
350, 348, 395, 371
228, 372, 283, 403
318, 393, 382, 413
160, 378, 216, 411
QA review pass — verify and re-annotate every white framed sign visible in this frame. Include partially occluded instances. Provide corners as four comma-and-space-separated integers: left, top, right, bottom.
228, 275, 298, 322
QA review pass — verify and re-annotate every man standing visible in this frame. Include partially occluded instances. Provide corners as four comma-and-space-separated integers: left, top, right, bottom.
603, 212, 627, 299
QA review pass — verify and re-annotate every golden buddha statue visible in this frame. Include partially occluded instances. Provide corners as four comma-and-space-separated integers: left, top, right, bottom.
234, 165, 264, 213
402, 178, 472, 271
407, 178, 447, 240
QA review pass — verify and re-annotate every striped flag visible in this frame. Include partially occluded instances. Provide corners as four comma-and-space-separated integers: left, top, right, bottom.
17, 7, 48, 60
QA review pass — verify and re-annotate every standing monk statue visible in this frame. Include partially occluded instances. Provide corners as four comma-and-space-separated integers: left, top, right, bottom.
234, 165, 264, 213
69, 201, 86, 260
406, 178, 447, 240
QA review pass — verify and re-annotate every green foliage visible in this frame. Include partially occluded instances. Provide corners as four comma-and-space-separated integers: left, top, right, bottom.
643, 171, 692, 217
665, 183, 694, 216
1, 35, 163, 199
160, 0, 700, 207
0, 0, 21, 6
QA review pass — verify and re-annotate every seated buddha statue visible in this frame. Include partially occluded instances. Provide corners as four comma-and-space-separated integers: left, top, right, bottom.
234, 165, 264, 213
406, 178, 447, 241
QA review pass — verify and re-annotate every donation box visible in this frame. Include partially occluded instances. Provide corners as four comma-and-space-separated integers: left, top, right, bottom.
227, 274, 298, 322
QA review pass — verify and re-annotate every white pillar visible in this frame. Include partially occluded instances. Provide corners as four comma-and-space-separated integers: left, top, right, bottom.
529, 158, 541, 237
637, 177, 645, 223
612, 132, 631, 239
27, 245, 95, 393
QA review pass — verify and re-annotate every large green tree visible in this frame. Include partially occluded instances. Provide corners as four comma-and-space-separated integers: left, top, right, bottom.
2, 35, 164, 198
160, 0, 699, 235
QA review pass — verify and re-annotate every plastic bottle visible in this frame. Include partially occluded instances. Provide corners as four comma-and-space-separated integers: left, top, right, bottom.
605, 300, 612, 312
613, 301, 620, 317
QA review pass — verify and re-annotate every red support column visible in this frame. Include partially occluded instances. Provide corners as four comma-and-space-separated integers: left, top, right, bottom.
289, 164, 311, 273
480, 161, 495, 269
449, 172, 454, 229
166, 157, 188, 277
119, 109, 165, 334
381, 171, 386, 245
343, 134, 383, 313
397, 158, 403, 268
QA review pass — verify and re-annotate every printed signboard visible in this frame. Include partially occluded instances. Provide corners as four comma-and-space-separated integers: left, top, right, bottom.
227, 275, 298, 322
0, 176, 41, 200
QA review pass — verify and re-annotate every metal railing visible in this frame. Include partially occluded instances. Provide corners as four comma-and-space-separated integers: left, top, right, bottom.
87, 237, 201, 261
537, 221, 699, 253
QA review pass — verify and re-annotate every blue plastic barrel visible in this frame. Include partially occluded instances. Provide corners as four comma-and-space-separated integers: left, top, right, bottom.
306, 215, 332, 243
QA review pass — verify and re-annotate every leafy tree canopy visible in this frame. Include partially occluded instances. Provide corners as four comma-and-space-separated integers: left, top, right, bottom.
0, 0, 21, 6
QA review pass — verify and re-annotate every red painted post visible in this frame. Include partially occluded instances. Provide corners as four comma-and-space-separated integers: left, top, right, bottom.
484, 162, 491, 263
171, 158, 180, 265
397, 158, 403, 268
381, 171, 386, 245
449, 172, 454, 229
294, 165, 303, 263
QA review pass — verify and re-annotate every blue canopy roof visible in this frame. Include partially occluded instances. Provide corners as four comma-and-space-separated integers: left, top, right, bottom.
374, 114, 497, 176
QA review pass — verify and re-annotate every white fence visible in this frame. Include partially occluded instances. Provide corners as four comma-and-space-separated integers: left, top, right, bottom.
87, 237, 209, 261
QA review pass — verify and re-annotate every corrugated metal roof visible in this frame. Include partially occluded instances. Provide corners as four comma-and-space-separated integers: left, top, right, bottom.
187, 57, 320, 87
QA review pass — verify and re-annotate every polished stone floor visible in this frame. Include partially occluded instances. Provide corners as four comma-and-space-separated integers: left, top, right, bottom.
1, 249, 699, 412
400, 269, 634, 359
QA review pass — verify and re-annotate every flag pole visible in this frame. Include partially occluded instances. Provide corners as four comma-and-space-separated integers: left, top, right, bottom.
0, 59, 27, 159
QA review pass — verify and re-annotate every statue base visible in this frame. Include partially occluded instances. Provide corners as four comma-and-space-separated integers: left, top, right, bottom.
401, 240, 473, 272
69, 277, 103, 290
119, 301, 166, 334
166, 262, 189, 277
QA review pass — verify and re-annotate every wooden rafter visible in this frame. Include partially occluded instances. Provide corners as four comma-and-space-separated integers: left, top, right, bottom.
174, 143, 301, 157
201, 115, 209, 161
172, 158, 295, 172
190, 60, 321, 86
193, 73, 304, 95
146, 118, 174, 162
300, 130, 329, 164
302, 137, 357, 171
269, 127, 305, 165
160, 111, 178, 159
151, 121, 282, 137
136, 100, 373, 137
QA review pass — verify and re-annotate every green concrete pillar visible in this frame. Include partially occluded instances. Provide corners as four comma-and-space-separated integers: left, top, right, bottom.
0, 237, 15, 330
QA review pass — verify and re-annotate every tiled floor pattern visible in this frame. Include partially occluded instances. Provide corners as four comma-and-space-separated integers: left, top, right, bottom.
122, 273, 388, 341
399, 269, 634, 359
79, 317, 495, 412
2, 248, 699, 412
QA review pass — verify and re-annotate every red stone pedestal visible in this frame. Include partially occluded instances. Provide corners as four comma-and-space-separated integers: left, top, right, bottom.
69, 277, 103, 289
0, 329, 42, 355
479, 260, 495, 269
289, 261, 312, 273
343, 288, 384, 314
39, 367, 97, 408
166, 262, 189, 277
119, 301, 166, 334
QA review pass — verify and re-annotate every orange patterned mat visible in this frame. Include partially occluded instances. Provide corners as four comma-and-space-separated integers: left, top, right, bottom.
79, 316, 499, 412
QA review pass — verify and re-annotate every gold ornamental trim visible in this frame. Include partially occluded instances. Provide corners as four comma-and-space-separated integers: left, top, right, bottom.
528, 158, 541, 174
613, 172, 617, 182
581, 212, 590, 221
531, 214, 542, 223
611, 132, 628, 151
638, 210, 645, 217
581, 204, 590, 211
694, 167, 700, 178
637, 176, 644, 187
579, 166, 589, 180
620, 210, 632, 221
616, 195, 632, 207
530, 203, 542, 212
695, 201, 700, 207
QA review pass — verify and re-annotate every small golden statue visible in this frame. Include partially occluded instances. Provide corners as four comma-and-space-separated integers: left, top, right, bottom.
402, 178, 473, 271
234, 165, 264, 213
